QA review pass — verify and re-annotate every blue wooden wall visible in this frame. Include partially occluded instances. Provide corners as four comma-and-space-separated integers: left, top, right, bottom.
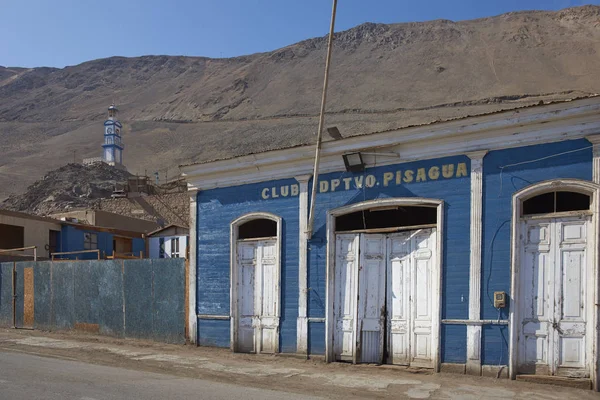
194, 138, 594, 365
196, 178, 300, 351
60, 225, 145, 259
480, 138, 593, 365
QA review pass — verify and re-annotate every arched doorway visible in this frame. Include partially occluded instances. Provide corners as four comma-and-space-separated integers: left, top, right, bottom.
230, 212, 282, 354
325, 198, 444, 371
509, 179, 600, 384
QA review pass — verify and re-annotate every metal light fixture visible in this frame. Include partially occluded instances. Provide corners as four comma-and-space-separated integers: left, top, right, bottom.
327, 126, 343, 140
343, 152, 365, 172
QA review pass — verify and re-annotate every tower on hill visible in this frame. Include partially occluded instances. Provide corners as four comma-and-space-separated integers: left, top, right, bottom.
102, 104, 124, 168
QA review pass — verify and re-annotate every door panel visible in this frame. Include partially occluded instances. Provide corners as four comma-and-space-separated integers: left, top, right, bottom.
258, 240, 278, 354
519, 221, 552, 374
237, 242, 256, 353
334, 229, 436, 367
518, 217, 590, 378
334, 234, 359, 361
357, 234, 386, 363
387, 233, 411, 365
555, 220, 588, 377
410, 230, 435, 367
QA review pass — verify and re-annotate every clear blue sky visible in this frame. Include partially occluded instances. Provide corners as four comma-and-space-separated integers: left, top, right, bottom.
1, 0, 597, 68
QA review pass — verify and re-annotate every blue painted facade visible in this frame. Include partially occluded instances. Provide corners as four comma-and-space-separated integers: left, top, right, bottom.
480, 138, 593, 364
194, 136, 595, 368
197, 178, 300, 351
59, 224, 145, 259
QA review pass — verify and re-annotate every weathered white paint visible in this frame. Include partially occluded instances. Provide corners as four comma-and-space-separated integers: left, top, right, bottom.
388, 230, 437, 367
333, 234, 359, 362
587, 135, 600, 391
586, 135, 600, 185
466, 150, 487, 375
236, 239, 280, 353
357, 234, 387, 364
296, 174, 311, 355
518, 216, 591, 378
509, 179, 600, 391
182, 98, 600, 192
332, 229, 437, 367
188, 190, 198, 344
325, 198, 444, 372
230, 212, 282, 353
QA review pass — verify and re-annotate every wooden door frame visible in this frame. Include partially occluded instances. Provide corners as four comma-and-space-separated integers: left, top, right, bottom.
509, 179, 600, 390
230, 212, 282, 353
325, 198, 444, 372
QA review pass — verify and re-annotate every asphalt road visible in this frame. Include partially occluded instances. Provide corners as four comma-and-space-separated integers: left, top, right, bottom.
0, 351, 323, 400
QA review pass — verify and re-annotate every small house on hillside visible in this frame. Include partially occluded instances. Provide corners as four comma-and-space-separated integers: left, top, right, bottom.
0, 209, 146, 261
0, 210, 62, 260
147, 225, 188, 259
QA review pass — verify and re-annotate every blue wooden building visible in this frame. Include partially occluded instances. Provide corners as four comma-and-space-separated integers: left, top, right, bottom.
182, 96, 600, 389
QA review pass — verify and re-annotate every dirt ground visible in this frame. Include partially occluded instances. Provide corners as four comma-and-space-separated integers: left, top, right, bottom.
0, 328, 596, 399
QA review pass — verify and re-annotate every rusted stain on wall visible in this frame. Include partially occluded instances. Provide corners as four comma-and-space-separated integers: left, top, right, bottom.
74, 322, 100, 333
23, 267, 34, 328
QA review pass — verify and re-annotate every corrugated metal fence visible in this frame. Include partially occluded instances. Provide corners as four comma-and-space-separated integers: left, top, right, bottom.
0, 259, 185, 344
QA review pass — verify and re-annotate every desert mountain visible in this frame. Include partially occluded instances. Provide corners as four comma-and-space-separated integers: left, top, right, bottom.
1, 5, 599, 200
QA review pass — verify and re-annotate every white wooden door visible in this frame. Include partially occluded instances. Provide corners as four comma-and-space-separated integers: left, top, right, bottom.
236, 239, 279, 354
334, 234, 359, 361
387, 229, 436, 367
518, 217, 591, 377
333, 229, 436, 367
357, 234, 386, 363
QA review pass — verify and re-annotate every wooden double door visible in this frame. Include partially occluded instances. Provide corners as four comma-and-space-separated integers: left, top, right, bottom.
518, 216, 592, 378
235, 239, 280, 354
334, 229, 436, 367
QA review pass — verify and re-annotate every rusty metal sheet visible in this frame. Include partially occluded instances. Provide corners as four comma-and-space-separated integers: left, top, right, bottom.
74, 322, 100, 333
23, 267, 34, 328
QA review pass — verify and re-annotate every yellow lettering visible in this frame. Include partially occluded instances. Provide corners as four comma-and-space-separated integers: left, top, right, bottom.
280, 185, 289, 197
403, 170, 414, 183
319, 180, 329, 193
331, 179, 341, 192
383, 172, 394, 187
428, 166, 440, 180
291, 184, 299, 196
365, 175, 376, 188
456, 162, 468, 178
261, 188, 270, 199
354, 176, 364, 189
442, 164, 454, 178
343, 177, 353, 190
271, 187, 279, 198
416, 168, 427, 182
396, 171, 403, 185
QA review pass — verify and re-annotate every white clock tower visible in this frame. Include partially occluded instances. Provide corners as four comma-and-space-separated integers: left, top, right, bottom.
102, 104, 124, 167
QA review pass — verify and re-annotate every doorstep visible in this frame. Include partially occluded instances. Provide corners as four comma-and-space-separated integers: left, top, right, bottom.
516, 374, 592, 390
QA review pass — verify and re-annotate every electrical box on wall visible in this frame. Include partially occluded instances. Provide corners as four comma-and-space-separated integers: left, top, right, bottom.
494, 291, 506, 308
